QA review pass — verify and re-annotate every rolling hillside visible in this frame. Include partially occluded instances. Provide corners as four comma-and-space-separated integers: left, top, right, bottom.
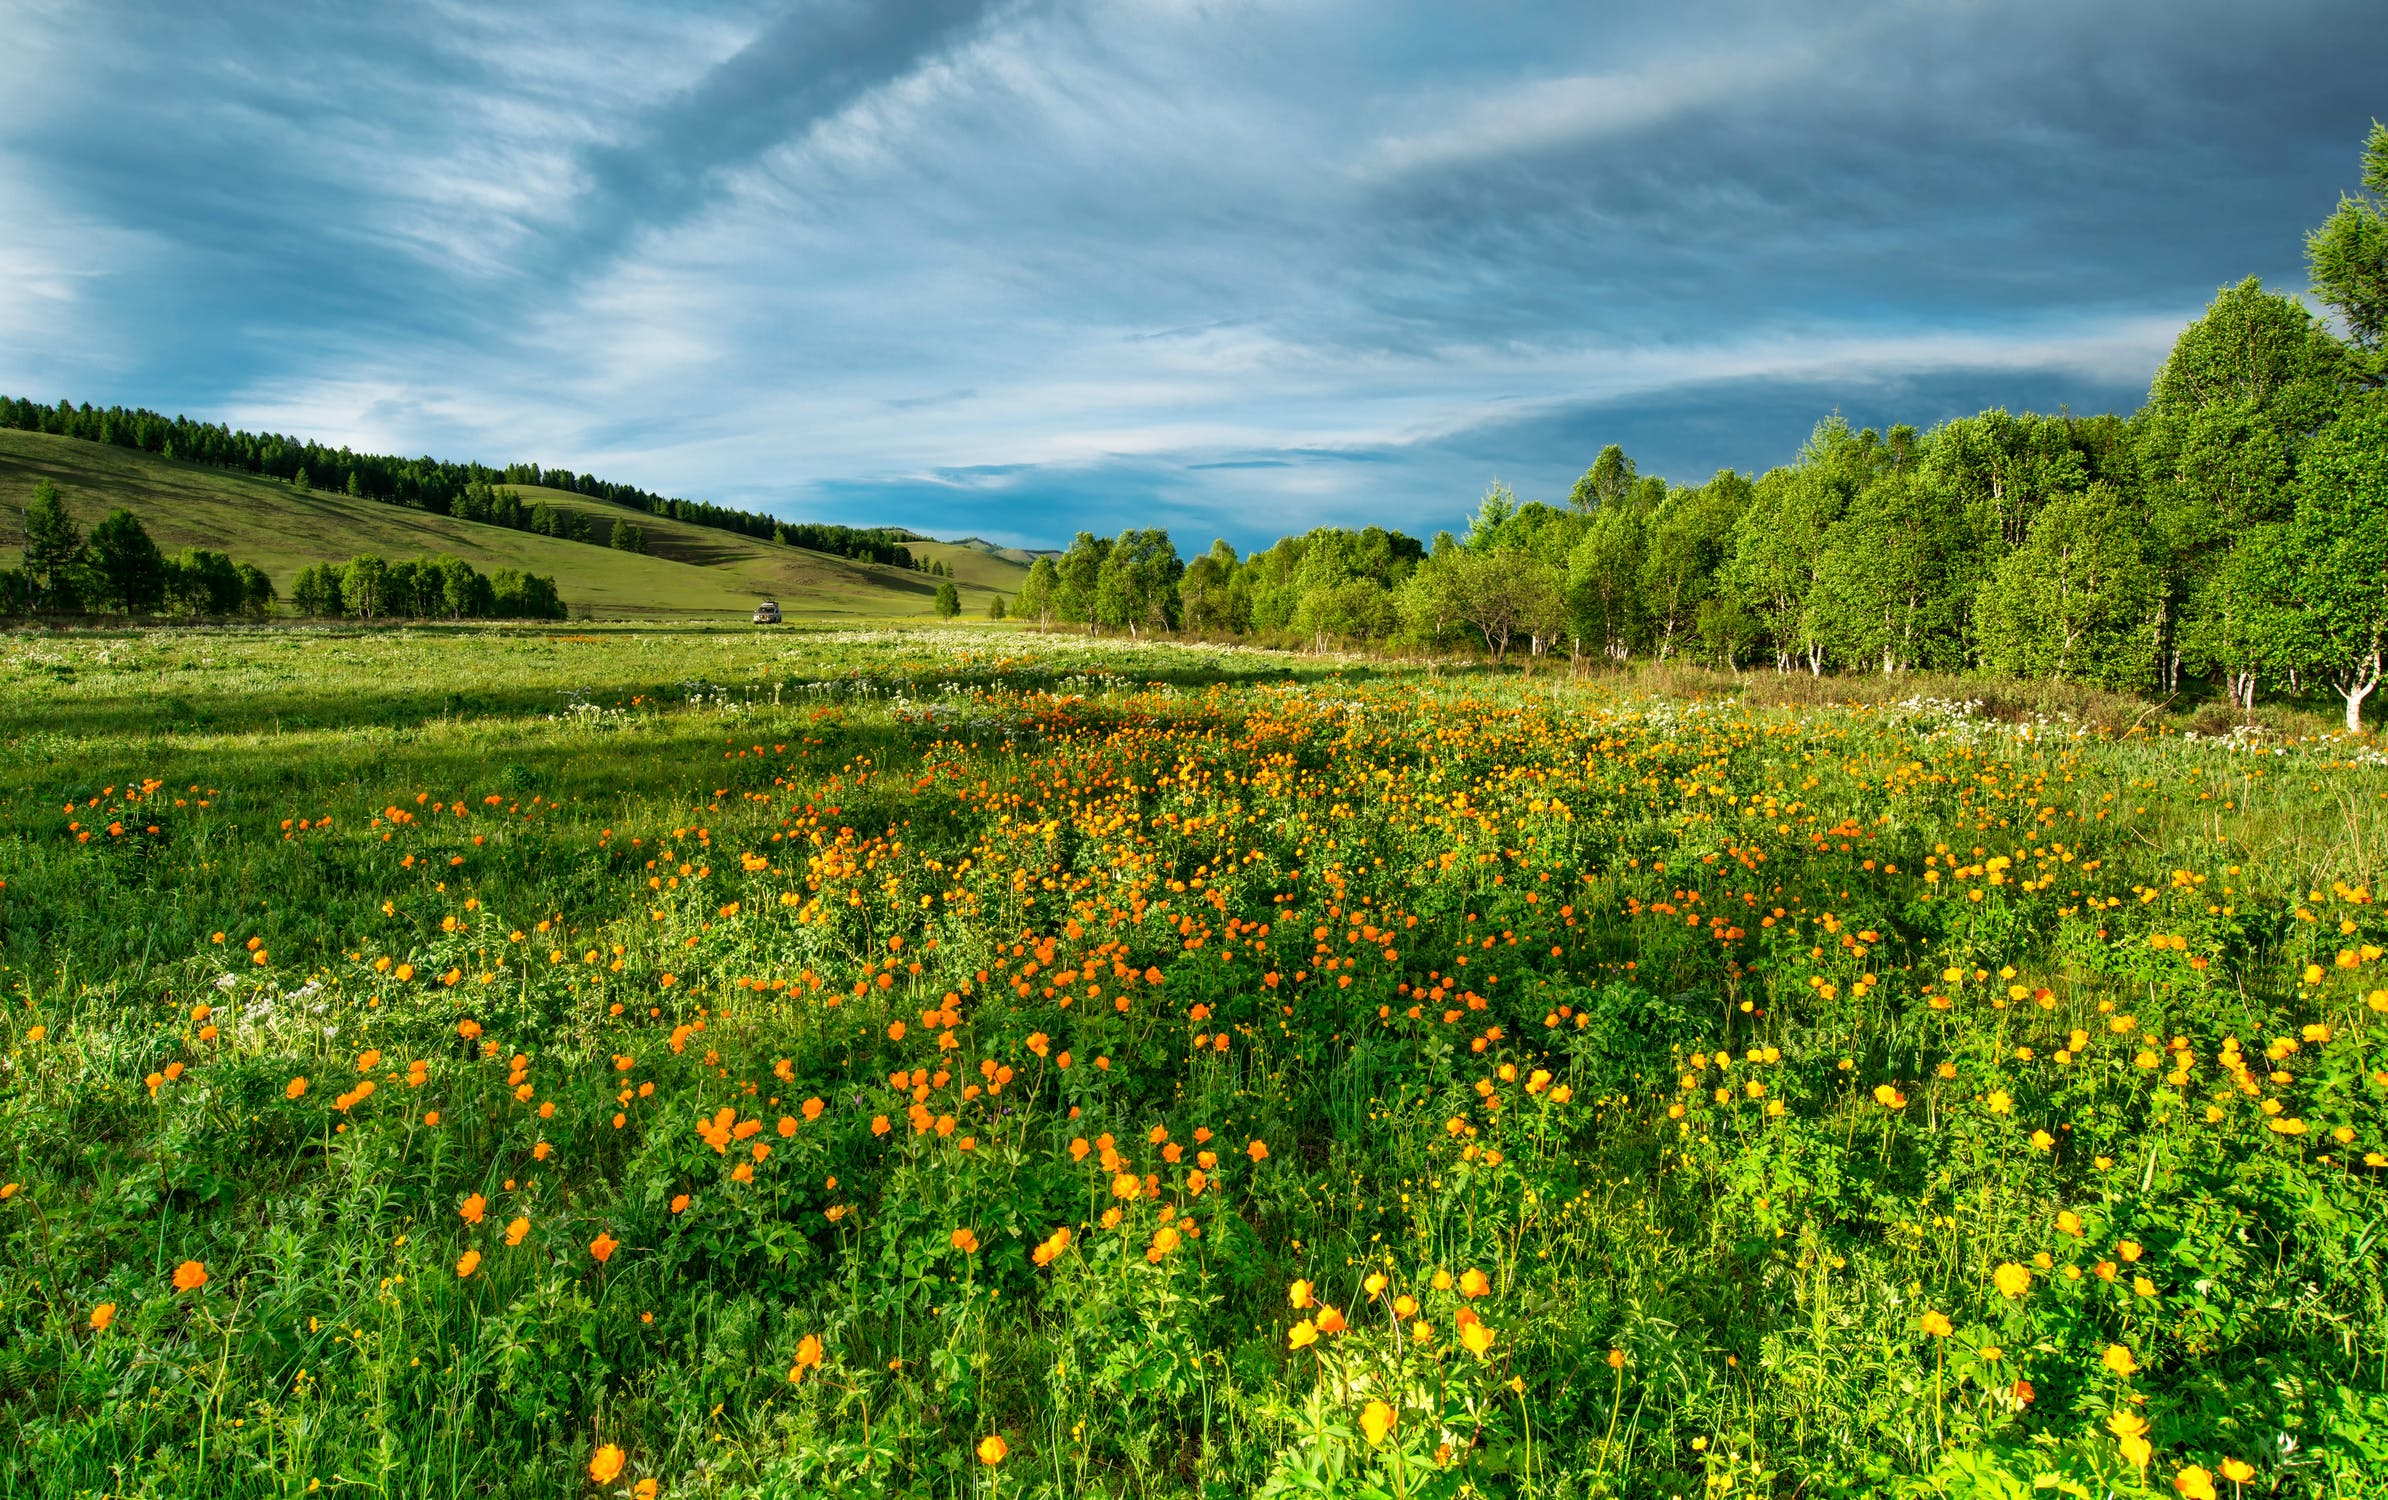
0, 429, 1028, 620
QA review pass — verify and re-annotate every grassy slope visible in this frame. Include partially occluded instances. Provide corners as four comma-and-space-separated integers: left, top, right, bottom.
0, 430, 1028, 620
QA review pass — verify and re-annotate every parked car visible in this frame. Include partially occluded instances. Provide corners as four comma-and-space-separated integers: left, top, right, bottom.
752, 600, 782, 624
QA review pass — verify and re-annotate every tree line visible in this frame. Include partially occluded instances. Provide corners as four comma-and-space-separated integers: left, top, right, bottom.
0, 399, 915, 566
1005, 123, 2388, 729
289, 556, 564, 622
1, 480, 564, 623
1, 482, 274, 618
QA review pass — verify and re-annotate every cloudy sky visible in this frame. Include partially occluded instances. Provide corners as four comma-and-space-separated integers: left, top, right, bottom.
0, 1, 2377, 549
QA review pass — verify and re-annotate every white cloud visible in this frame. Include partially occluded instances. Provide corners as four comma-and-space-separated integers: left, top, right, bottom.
1363, 41, 1827, 177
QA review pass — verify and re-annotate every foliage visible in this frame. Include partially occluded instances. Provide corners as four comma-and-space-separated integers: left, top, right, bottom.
1, 625, 2384, 1500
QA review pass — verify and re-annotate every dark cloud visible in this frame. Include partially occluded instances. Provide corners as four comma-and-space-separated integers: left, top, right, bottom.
561, 0, 1004, 273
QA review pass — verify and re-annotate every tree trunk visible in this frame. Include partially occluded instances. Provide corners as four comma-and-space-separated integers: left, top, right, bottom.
2342, 657, 2380, 733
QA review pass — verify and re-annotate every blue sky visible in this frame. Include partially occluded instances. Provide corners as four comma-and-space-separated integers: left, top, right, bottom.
0, 0, 2378, 552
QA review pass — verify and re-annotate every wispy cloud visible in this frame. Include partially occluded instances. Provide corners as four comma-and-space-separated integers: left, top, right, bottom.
0, 0, 2377, 550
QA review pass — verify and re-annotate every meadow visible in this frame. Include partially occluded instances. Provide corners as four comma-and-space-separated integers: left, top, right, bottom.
1, 622, 2384, 1499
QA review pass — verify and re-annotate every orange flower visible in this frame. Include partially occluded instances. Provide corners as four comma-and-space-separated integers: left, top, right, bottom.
456, 1249, 481, 1278
1246, 1139, 1269, 1162
1460, 1319, 1495, 1358
90, 1302, 117, 1331
1315, 1303, 1346, 1334
788, 1332, 824, 1382
504, 1216, 530, 1246
172, 1260, 207, 1292
588, 1443, 625, 1484
977, 1435, 1008, 1466
285, 1077, 307, 1099
1459, 1268, 1490, 1299
590, 1232, 619, 1264
670, 1194, 690, 1214
950, 1227, 981, 1254
633, 1482, 658, 1500
460, 1193, 486, 1225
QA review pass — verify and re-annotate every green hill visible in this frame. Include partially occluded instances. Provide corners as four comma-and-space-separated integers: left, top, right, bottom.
0, 429, 1028, 620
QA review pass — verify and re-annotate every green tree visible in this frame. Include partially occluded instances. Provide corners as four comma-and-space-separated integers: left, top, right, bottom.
1725, 431, 1861, 673
1093, 529, 1183, 635
1016, 557, 1059, 624
985, 593, 1008, 621
610, 522, 646, 554
2147, 277, 2346, 434
165, 546, 242, 616
2306, 119, 2388, 384
88, 509, 169, 614
1811, 471, 1976, 674
235, 563, 276, 621
1053, 533, 1110, 626
2290, 400, 2388, 731
1564, 506, 1644, 661
1414, 544, 1556, 660
292, 563, 342, 618
1569, 445, 1636, 513
1637, 473, 1747, 659
2181, 525, 2311, 710
343, 554, 390, 622
20, 479, 82, 609
932, 580, 961, 618
1178, 539, 1245, 635
1974, 485, 2161, 689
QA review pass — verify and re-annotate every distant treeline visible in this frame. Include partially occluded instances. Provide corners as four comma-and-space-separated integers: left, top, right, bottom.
0, 397, 910, 567
0, 479, 563, 623
290, 555, 564, 622
1, 482, 275, 619
1012, 125, 2388, 728
778, 523, 914, 568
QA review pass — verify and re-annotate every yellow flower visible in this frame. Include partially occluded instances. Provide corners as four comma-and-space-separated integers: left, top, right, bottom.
1920, 1309, 1953, 1337
1993, 1262, 2032, 1297
977, 1435, 1008, 1466
2102, 1344, 2139, 1377
588, 1443, 625, 1484
2030, 1130, 2056, 1151
2108, 1411, 2151, 1469
1288, 1279, 1314, 1310
2173, 1466, 2216, 1500
1460, 1319, 1496, 1358
1459, 1268, 1490, 1298
1288, 1319, 1319, 1350
1360, 1400, 1395, 1445
2219, 1459, 2254, 1482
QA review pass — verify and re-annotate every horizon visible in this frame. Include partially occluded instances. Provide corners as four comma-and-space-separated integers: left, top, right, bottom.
1, 1, 2379, 553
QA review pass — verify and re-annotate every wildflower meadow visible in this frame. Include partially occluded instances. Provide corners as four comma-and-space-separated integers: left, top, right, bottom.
2, 624, 2384, 1499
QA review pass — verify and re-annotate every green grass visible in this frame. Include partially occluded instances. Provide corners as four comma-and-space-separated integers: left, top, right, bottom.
0, 431, 1028, 620
1, 625, 2384, 1499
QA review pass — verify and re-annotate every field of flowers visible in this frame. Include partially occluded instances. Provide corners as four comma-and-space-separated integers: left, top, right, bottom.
2, 624, 2385, 1499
